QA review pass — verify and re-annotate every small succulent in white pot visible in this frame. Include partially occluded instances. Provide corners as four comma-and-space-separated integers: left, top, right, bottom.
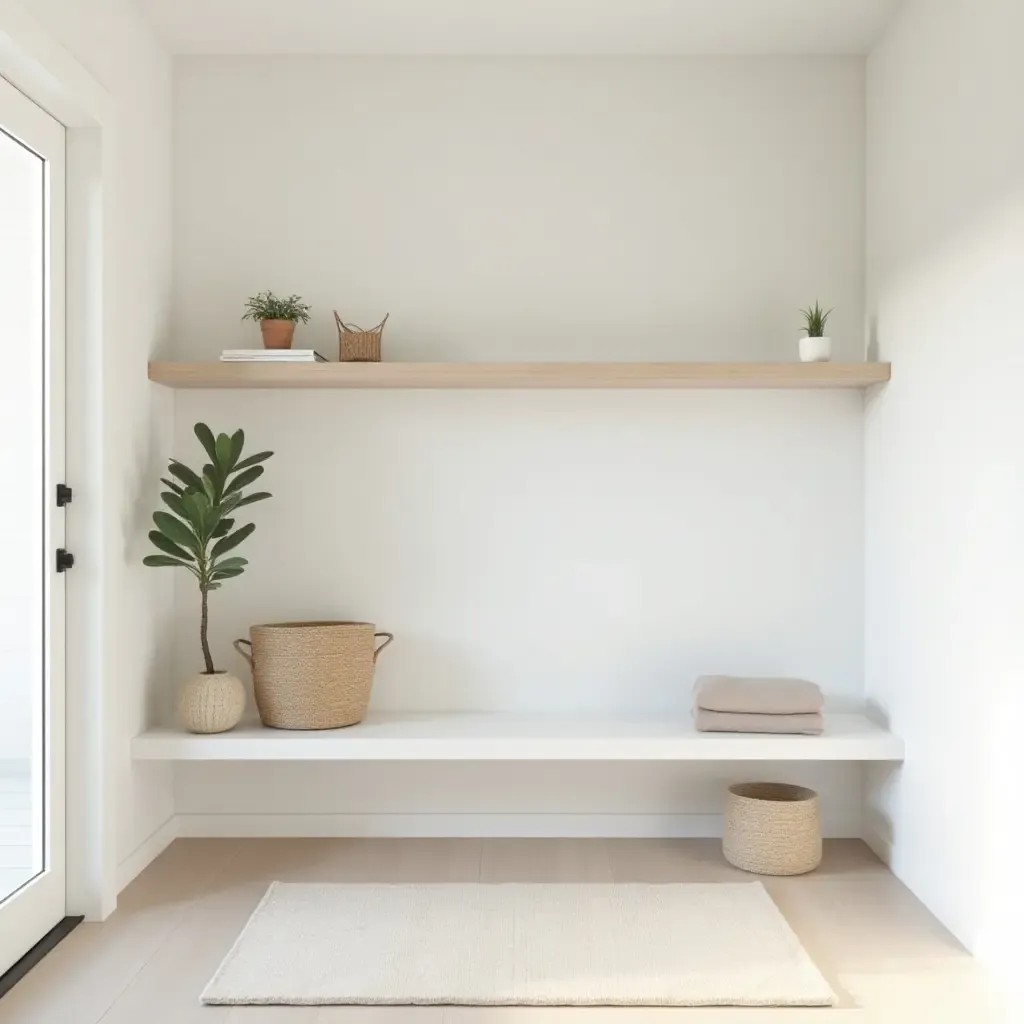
144, 424, 273, 733
799, 301, 833, 362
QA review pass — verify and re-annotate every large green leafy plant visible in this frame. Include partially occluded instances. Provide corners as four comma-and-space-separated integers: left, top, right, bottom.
144, 424, 273, 674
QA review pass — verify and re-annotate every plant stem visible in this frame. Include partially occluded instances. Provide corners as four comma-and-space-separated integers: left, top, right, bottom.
200, 586, 214, 674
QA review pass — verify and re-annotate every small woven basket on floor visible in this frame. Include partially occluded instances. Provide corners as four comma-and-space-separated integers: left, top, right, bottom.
335, 311, 389, 362
233, 621, 393, 730
723, 782, 822, 876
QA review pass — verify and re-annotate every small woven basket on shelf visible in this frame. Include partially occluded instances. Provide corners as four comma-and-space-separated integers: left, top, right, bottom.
233, 621, 393, 730
723, 782, 822, 876
335, 311, 389, 362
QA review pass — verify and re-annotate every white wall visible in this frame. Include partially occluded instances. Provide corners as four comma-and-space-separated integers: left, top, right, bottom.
170, 56, 869, 835
173, 56, 864, 362
865, 0, 1024, 971
19, 0, 176, 894
171, 390, 867, 834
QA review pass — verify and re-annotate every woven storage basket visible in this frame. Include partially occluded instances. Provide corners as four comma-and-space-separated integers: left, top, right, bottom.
233, 621, 393, 730
723, 782, 822, 876
335, 311, 389, 362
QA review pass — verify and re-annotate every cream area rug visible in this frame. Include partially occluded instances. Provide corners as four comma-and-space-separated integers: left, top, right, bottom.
202, 881, 836, 1007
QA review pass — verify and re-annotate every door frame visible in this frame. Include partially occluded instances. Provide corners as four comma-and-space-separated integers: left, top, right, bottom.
0, 70, 66, 975
1, 7, 117, 921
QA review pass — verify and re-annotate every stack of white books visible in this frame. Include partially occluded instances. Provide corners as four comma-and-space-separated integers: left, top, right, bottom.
220, 349, 327, 363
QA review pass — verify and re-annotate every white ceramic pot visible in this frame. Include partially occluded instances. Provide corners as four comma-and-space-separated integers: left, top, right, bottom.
178, 672, 246, 734
799, 336, 832, 362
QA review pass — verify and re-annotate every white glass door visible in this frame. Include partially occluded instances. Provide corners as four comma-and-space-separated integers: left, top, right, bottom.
0, 75, 66, 976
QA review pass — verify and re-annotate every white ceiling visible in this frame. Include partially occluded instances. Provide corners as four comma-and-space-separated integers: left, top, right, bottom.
139, 1, 904, 56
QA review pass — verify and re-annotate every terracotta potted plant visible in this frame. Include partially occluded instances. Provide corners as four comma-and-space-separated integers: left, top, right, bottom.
143, 423, 274, 733
798, 301, 833, 362
242, 290, 312, 349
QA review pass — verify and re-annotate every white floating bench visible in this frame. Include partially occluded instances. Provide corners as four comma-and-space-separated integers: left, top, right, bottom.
132, 711, 902, 762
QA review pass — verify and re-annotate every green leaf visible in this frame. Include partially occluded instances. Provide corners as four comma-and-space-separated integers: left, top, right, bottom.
169, 461, 204, 492
211, 522, 255, 558
160, 491, 190, 520
143, 554, 190, 568
204, 505, 227, 539
160, 477, 184, 497
188, 489, 211, 514
203, 494, 240, 541
193, 423, 218, 465
215, 433, 234, 473
153, 511, 199, 554
202, 473, 218, 503
184, 491, 212, 538
233, 491, 272, 508
231, 450, 273, 474
211, 557, 248, 581
224, 465, 264, 496
229, 430, 245, 470
204, 461, 228, 504
148, 530, 194, 562
211, 517, 235, 539
176, 492, 206, 535
211, 566, 245, 581
212, 556, 248, 572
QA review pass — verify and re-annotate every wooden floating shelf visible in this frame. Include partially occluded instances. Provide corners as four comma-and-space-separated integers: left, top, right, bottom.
132, 712, 903, 762
148, 361, 891, 390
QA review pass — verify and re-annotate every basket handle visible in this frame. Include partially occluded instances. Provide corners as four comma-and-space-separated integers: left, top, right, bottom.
373, 632, 394, 661
233, 638, 253, 669
334, 310, 390, 334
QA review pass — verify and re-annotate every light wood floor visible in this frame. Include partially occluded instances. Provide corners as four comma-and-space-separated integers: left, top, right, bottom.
0, 839, 1008, 1023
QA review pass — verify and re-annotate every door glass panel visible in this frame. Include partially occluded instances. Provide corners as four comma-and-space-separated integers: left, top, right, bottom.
0, 126, 46, 902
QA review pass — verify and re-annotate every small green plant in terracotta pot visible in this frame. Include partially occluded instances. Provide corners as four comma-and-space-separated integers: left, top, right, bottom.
242, 290, 312, 349
143, 424, 273, 733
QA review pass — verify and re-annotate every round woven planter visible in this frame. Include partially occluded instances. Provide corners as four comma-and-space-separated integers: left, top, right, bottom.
234, 621, 393, 731
178, 672, 245, 734
723, 782, 822, 876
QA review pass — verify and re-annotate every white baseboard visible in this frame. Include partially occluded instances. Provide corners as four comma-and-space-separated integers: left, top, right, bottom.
176, 810, 861, 840
116, 816, 179, 893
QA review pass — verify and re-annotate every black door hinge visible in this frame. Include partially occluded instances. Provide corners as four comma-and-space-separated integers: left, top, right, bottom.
56, 484, 73, 507
56, 549, 75, 573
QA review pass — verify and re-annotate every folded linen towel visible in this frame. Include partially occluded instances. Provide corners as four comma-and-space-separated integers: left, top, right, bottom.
694, 709, 824, 735
694, 675, 823, 715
